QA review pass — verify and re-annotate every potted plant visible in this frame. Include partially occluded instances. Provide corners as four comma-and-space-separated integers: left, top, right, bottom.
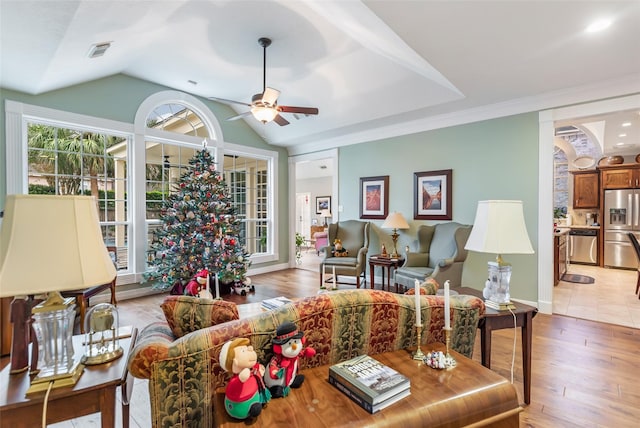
295, 233, 305, 263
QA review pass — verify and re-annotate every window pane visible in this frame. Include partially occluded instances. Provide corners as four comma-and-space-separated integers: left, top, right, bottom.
27, 122, 131, 272
146, 103, 209, 138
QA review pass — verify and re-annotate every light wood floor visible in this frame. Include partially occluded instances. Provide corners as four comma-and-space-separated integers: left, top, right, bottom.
45, 260, 640, 427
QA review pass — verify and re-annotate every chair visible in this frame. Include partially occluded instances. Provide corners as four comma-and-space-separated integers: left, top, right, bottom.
313, 230, 328, 255
319, 220, 370, 288
62, 278, 117, 333
627, 233, 640, 299
394, 222, 472, 291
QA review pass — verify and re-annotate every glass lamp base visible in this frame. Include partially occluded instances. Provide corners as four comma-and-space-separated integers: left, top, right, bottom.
485, 261, 514, 310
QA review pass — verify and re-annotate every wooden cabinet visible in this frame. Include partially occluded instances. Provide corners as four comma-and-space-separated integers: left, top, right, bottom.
600, 166, 640, 189
572, 171, 599, 208
554, 233, 568, 285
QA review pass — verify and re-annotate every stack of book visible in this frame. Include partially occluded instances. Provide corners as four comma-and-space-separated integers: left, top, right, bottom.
260, 296, 292, 311
328, 354, 410, 413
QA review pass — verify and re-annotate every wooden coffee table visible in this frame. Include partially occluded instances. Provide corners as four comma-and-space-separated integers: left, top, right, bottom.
0, 326, 137, 428
214, 342, 521, 427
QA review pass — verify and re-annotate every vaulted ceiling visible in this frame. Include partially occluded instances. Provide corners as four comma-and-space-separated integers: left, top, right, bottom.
1, 1, 639, 156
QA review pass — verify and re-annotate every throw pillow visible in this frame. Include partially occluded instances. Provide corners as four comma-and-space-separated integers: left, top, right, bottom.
404, 278, 439, 296
161, 295, 239, 338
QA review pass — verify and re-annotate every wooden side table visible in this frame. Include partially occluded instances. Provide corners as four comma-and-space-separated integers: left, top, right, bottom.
368, 255, 404, 292
455, 287, 538, 405
0, 326, 137, 428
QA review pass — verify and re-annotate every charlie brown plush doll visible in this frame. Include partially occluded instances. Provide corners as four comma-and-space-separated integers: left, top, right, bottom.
219, 338, 271, 420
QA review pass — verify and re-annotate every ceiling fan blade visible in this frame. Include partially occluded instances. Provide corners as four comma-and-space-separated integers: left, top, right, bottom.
209, 96, 251, 107
227, 111, 253, 121
273, 114, 290, 126
277, 105, 319, 115
262, 87, 280, 106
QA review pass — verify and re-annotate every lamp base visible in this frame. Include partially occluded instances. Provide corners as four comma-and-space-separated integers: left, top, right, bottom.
484, 300, 516, 311
26, 360, 84, 395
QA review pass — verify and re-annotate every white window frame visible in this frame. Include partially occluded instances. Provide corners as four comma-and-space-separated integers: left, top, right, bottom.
5, 92, 280, 284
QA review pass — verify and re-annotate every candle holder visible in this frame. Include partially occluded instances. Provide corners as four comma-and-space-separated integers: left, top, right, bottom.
443, 327, 456, 367
413, 324, 425, 360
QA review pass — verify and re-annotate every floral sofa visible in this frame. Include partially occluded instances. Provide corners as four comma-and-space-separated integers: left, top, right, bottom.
128, 289, 485, 428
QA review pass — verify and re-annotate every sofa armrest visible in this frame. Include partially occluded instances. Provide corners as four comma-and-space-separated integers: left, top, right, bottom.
403, 252, 429, 267
127, 322, 174, 379
356, 246, 369, 264
437, 256, 455, 268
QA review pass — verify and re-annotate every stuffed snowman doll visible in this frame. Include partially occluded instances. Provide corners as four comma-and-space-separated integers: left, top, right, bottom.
264, 321, 316, 398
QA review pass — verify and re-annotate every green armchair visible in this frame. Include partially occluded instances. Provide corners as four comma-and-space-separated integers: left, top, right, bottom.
394, 222, 472, 291
319, 220, 370, 288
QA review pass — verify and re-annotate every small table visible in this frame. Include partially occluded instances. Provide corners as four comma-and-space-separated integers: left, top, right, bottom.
369, 255, 404, 292
0, 326, 138, 428
455, 287, 538, 405
214, 343, 521, 427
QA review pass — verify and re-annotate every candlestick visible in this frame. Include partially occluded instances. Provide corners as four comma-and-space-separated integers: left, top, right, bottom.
444, 280, 450, 330
413, 324, 425, 360
414, 279, 421, 326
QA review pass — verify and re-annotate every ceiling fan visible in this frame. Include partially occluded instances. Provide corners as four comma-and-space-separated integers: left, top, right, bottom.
209, 37, 319, 126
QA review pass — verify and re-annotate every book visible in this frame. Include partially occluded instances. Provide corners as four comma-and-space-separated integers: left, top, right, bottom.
260, 296, 292, 311
328, 375, 411, 413
328, 354, 410, 406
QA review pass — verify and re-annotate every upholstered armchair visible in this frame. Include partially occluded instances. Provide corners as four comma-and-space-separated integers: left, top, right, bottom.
313, 230, 328, 255
394, 222, 472, 291
319, 220, 370, 288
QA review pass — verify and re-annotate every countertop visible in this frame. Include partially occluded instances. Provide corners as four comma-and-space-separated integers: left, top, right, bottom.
568, 225, 601, 230
554, 228, 570, 237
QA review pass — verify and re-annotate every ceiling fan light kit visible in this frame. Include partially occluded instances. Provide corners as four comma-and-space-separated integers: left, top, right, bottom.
209, 37, 318, 126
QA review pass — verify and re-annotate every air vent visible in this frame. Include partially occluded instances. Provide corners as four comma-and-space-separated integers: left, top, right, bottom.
88, 42, 112, 58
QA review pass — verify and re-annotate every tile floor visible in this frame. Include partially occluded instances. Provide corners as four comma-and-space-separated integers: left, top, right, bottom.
553, 263, 640, 328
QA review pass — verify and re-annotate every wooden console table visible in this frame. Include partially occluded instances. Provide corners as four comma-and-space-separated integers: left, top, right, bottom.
0, 327, 137, 428
214, 342, 521, 427
455, 287, 538, 405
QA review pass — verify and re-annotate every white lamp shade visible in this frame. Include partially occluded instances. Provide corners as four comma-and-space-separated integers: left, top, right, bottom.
464, 200, 534, 255
0, 194, 117, 297
382, 212, 409, 230
320, 209, 332, 218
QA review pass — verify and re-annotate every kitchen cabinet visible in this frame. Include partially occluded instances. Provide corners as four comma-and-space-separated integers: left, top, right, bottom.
554, 232, 568, 285
600, 165, 640, 189
572, 170, 599, 208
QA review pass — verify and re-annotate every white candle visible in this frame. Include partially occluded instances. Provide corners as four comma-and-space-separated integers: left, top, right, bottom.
444, 280, 450, 330
414, 279, 421, 326
206, 271, 210, 291
332, 266, 336, 288
215, 275, 220, 299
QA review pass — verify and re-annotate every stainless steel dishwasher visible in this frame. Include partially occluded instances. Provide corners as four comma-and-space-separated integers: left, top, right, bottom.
569, 229, 598, 265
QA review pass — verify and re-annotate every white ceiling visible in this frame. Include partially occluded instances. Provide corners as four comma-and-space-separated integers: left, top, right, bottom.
1, 0, 639, 156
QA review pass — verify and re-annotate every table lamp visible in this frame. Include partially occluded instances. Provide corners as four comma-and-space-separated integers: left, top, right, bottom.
382, 212, 410, 258
320, 209, 332, 227
0, 194, 117, 393
464, 200, 534, 310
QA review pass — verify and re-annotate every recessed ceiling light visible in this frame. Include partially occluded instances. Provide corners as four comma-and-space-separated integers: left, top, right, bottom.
616, 142, 625, 146
622, 122, 632, 127
585, 19, 612, 33
619, 133, 627, 137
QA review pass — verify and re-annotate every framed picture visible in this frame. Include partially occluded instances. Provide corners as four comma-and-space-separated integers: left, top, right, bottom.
414, 169, 452, 220
359, 175, 389, 219
316, 196, 331, 214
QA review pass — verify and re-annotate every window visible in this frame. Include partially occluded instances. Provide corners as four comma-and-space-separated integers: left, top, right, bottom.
26, 121, 131, 271
7, 92, 279, 285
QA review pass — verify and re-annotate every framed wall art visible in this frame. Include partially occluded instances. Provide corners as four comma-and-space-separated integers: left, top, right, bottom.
414, 169, 452, 220
359, 175, 389, 219
316, 196, 331, 214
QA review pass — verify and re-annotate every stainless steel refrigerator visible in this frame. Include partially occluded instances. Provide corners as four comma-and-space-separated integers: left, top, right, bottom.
603, 189, 640, 268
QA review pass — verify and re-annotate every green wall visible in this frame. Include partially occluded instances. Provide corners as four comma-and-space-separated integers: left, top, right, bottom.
338, 113, 539, 301
0, 74, 290, 268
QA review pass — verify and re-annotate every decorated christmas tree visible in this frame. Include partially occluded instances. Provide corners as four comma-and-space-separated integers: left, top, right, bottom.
144, 148, 251, 292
